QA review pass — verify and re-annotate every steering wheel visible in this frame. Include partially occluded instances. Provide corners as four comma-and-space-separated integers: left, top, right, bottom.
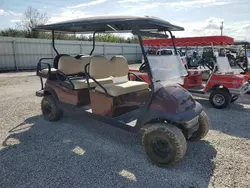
139, 62, 147, 73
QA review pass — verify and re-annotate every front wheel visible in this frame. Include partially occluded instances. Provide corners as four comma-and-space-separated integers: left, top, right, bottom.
141, 123, 187, 167
231, 95, 239, 103
189, 111, 210, 141
209, 89, 231, 109
41, 95, 63, 121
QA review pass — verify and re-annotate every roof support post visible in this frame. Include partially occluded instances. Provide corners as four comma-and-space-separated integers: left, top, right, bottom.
137, 34, 153, 86
52, 30, 59, 55
90, 31, 97, 55
168, 30, 178, 55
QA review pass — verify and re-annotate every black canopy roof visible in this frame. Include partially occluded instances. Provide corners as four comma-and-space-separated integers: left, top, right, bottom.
233, 40, 250, 45
32, 16, 184, 33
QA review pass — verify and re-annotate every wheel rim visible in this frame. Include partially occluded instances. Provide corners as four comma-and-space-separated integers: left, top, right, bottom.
43, 102, 52, 115
150, 138, 171, 158
212, 94, 225, 106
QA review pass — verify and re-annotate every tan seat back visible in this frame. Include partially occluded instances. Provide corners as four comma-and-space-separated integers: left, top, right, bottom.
89, 56, 112, 79
110, 56, 129, 83
58, 56, 85, 75
79, 55, 91, 72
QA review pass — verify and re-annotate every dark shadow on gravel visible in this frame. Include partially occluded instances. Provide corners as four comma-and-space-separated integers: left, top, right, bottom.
196, 98, 250, 139
0, 113, 216, 188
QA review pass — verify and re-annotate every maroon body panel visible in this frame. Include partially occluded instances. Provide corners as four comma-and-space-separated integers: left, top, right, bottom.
45, 80, 90, 106
150, 85, 195, 114
90, 89, 150, 117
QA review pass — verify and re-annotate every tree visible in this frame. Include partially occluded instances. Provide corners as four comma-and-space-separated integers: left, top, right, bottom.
0, 28, 26, 37
96, 34, 121, 43
18, 6, 49, 38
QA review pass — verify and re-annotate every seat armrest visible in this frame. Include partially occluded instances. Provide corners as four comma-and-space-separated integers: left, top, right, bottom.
36, 58, 54, 78
56, 70, 75, 90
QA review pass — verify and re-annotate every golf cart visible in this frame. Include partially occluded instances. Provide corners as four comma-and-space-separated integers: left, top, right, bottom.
129, 46, 202, 89
130, 36, 250, 109
34, 16, 210, 167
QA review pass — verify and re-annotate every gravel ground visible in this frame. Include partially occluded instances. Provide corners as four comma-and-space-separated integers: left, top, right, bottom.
0, 71, 250, 188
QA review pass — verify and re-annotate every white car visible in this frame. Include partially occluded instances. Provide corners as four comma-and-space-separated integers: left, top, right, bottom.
142, 48, 188, 66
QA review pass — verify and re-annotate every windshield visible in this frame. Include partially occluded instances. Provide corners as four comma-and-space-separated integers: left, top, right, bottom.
216, 56, 232, 73
147, 54, 187, 89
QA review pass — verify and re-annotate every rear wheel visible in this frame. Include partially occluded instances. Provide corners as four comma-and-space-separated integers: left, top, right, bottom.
189, 111, 210, 141
209, 89, 231, 109
41, 95, 63, 121
141, 123, 187, 167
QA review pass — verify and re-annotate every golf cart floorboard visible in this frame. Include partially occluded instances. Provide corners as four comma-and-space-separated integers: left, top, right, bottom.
114, 108, 140, 127
188, 84, 206, 94
81, 105, 139, 128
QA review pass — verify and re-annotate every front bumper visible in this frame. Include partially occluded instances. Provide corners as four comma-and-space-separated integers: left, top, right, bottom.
36, 90, 44, 97
229, 81, 250, 95
183, 115, 199, 129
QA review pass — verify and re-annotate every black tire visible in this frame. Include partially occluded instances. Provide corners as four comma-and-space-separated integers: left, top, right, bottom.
141, 123, 187, 167
41, 95, 63, 121
231, 95, 239, 103
209, 89, 231, 109
189, 111, 210, 141
247, 91, 250, 95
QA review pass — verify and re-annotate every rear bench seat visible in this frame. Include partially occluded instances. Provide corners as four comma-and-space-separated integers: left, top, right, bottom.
39, 54, 69, 77
62, 55, 113, 89
94, 56, 148, 96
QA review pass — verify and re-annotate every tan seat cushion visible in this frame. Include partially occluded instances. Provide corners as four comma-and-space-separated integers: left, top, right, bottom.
110, 56, 129, 77
40, 68, 57, 75
65, 77, 113, 90
58, 56, 85, 75
89, 56, 112, 79
95, 81, 148, 96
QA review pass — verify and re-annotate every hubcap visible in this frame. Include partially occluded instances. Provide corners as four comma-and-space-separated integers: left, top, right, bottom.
213, 94, 225, 106
151, 138, 170, 158
44, 103, 52, 115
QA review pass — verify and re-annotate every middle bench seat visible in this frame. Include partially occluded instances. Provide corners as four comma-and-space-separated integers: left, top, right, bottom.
93, 56, 149, 96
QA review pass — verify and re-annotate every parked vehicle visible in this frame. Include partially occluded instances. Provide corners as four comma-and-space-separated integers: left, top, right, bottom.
226, 48, 237, 66
234, 40, 250, 94
130, 47, 202, 89
34, 16, 210, 167
130, 36, 250, 109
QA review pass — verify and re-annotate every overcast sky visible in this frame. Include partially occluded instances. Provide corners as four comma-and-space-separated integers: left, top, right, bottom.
0, 0, 250, 40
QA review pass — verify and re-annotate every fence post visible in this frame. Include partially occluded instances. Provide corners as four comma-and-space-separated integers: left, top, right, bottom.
51, 42, 54, 58
12, 40, 18, 71
80, 43, 83, 54
135, 46, 138, 61
121, 45, 124, 56
103, 44, 105, 56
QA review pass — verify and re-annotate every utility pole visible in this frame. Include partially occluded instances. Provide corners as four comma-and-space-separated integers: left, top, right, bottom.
220, 21, 224, 36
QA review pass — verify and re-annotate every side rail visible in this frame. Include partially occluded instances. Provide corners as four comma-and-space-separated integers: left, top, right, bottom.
84, 63, 112, 97
36, 58, 54, 78
55, 70, 75, 90
36, 58, 54, 90
128, 72, 145, 82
